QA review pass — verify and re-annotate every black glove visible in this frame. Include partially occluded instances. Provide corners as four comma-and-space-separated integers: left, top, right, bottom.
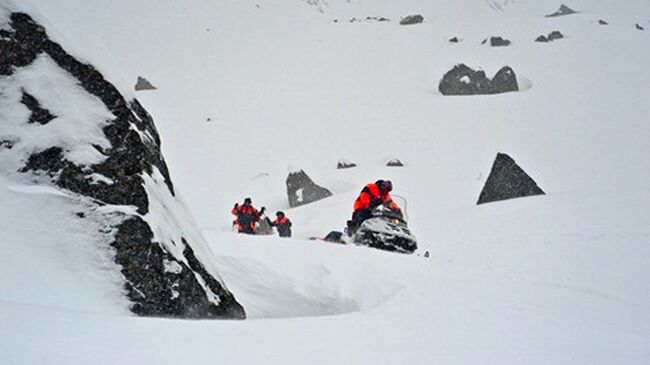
234, 203, 239, 209
260, 206, 266, 214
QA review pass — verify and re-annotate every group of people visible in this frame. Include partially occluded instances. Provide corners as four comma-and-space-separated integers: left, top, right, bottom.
231, 197, 292, 237
231, 179, 399, 239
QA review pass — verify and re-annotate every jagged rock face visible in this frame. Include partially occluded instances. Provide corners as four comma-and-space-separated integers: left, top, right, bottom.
545, 4, 578, 18
0, 12, 245, 319
487, 36, 511, 47
477, 153, 545, 205
286, 169, 332, 207
449, 37, 460, 43
135, 76, 157, 91
386, 158, 405, 167
400, 15, 424, 25
535, 35, 549, 43
547, 31, 564, 41
439, 64, 518, 95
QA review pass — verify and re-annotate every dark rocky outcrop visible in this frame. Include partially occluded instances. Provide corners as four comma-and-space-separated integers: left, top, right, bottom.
485, 36, 511, 47
477, 153, 545, 205
535, 31, 564, 42
598, 19, 608, 25
545, 4, 578, 18
21, 90, 56, 124
636, 23, 645, 31
0, 12, 244, 319
135, 76, 157, 91
286, 169, 332, 207
337, 160, 357, 169
386, 159, 405, 167
400, 15, 424, 25
439, 64, 519, 95
449, 37, 460, 43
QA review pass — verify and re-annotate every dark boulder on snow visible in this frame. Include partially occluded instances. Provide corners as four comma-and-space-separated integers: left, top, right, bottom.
439, 64, 519, 95
636, 23, 645, 31
134, 76, 157, 91
0, 12, 244, 319
535, 35, 549, 42
545, 4, 578, 18
485, 36, 511, 47
598, 19, 609, 25
547, 31, 564, 41
449, 36, 460, 43
386, 158, 405, 167
337, 159, 357, 169
477, 153, 545, 205
286, 169, 332, 207
400, 15, 424, 25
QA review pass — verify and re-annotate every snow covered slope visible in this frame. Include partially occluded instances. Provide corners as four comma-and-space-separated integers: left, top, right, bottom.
3, 0, 650, 363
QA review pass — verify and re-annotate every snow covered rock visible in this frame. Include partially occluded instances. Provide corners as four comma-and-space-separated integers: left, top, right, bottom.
0, 11, 244, 319
286, 169, 332, 207
483, 36, 511, 47
545, 4, 578, 18
386, 158, 405, 167
477, 153, 545, 205
399, 15, 424, 25
598, 19, 609, 25
536, 31, 564, 42
337, 159, 357, 169
439, 64, 519, 95
134, 76, 156, 91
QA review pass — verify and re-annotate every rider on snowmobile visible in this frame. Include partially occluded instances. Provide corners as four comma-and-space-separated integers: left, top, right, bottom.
347, 179, 401, 234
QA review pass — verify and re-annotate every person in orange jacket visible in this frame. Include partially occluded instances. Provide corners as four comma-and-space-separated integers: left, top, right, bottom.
231, 197, 264, 234
347, 179, 400, 234
270, 211, 292, 238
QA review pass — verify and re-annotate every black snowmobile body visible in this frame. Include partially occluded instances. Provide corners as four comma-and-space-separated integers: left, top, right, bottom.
350, 205, 417, 254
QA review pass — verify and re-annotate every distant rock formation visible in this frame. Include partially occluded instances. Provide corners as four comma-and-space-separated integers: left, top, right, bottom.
286, 169, 332, 207
400, 15, 424, 25
636, 23, 645, 31
545, 4, 578, 18
135, 76, 157, 91
439, 64, 519, 95
337, 159, 357, 169
449, 36, 460, 43
535, 31, 564, 42
386, 158, 405, 167
598, 19, 608, 25
477, 153, 545, 205
0, 11, 244, 319
483, 36, 511, 47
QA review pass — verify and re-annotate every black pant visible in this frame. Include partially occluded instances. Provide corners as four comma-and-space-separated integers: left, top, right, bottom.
348, 209, 372, 233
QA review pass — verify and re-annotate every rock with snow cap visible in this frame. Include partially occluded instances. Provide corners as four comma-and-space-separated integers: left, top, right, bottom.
286, 168, 332, 207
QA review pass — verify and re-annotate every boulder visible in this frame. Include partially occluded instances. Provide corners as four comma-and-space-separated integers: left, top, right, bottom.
535, 35, 549, 42
488, 36, 511, 47
386, 158, 405, 167
439, 64, 519, 95
1, 12, 244, 319
286, 169, 332, 207
449, 36, 460, 43
547, 31, 564, 41
135, 76, 157, 91
477, 153, 545, 205
337, 159, 357, 169
636, 23, 645, 31
545, 4, 578, 17
400, 14, 424, 25
598, 19, 608, 25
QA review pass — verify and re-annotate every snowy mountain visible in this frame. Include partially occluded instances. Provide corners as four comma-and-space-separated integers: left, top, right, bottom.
2, 0, 650, 364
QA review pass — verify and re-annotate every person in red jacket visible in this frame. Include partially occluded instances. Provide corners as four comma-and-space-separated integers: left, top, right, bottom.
270, 211, 292, 238
231, 197, 264, 234
347, 179, 400, 234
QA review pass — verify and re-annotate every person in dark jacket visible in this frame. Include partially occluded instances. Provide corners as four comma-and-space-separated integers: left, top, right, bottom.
270, 211, 292, 238
231, 197, 264, 234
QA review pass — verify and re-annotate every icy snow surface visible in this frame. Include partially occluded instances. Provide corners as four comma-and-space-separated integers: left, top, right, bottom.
2, 0, 650, 364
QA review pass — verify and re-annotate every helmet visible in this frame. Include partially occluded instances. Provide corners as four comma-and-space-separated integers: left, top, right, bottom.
244, 197, 252, 204
377, 180, 392, 193
276, 211, 284, 217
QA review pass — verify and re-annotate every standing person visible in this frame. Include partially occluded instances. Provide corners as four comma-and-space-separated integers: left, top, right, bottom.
347, 179, 400, 235
270, 211, 292, 238
231, 197, 264, 234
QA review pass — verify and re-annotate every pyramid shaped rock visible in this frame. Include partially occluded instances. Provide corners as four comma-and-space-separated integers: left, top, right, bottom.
545, 4, 578, 17
135, 76, 157, 91
286, 169, 332, 207
477, 153, 545, 205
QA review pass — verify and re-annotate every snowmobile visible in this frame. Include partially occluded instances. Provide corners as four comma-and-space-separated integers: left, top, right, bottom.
345, 202, 417, 254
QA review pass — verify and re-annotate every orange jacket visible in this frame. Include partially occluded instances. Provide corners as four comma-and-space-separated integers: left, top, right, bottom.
231, 204, 259, 217
353, 183, 399, 211
272, 216, 291, 226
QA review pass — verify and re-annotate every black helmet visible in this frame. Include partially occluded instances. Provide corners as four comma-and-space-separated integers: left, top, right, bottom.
377, 180, 392, 193
276, 211, 284, 217
244, 197, 252, 204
